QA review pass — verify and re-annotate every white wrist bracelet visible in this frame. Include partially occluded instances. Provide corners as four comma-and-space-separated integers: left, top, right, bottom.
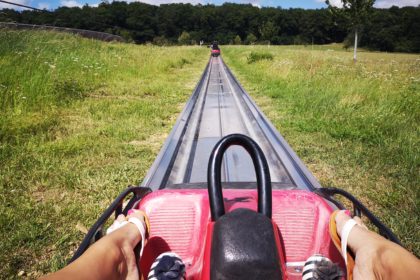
128, 217, 146, 257
106, 220, 128, 235
340, 219, 358, 265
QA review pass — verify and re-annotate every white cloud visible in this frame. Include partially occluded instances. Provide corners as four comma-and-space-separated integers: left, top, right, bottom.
38, 2, 50, 9
375, 0, 420, 8
0, 0, 30, 10
327, 0, 343, 7
316, 0, 343, 8
60, 0, 83, 8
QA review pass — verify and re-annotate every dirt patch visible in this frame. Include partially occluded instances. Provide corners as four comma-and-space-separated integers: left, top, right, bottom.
128, 132, 168, 152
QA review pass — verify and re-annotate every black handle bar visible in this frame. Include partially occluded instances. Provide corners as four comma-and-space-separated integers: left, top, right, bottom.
315, 187, 402, 246
207, 134, 272, 221
69, 186, 151, 263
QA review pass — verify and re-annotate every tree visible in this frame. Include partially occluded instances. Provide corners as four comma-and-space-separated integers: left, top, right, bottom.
259, 21, 279, 44
153, 35, 168, 46
178, 31, 190, 45
234, 35, 242, 45
326, 0, 375, 62
245, 33, 257, 45
2, 2, 419, 53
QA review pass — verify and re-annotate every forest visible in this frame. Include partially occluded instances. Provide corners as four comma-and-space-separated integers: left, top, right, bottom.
0, 2, 419, 52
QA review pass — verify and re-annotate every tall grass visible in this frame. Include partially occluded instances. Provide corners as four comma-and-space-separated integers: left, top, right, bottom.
223, 45, 419, 256
247, 51, 273, 64
0, 30, 208, 278
1, 31, 418, 277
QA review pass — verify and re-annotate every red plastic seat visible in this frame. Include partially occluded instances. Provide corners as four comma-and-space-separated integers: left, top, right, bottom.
137, 189, 344, 279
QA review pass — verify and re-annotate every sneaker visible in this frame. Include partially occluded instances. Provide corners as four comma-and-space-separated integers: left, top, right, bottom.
302, 254, 343, 280
147, 252, 186, 280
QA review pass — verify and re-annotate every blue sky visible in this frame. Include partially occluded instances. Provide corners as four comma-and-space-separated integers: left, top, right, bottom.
1, 0, 419, 11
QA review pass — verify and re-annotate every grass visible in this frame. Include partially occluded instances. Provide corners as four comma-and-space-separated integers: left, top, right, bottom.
247, 51, 273, 64
1, 31, 419, 278
222, 45, 419, 256
0, 30, 208, 278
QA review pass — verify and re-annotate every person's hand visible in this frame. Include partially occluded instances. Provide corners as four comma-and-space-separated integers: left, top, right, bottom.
335, 211, 385, 279
335, 210, 420, 280
107, 210, 147, 280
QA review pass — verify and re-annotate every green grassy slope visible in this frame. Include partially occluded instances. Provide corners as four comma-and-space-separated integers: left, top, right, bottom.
1, 31, 418, 278
0, 30, 208, 278
222, 45, 419, 256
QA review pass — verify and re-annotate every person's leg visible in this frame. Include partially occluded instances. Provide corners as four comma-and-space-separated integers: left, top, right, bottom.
42, 210, 147, 280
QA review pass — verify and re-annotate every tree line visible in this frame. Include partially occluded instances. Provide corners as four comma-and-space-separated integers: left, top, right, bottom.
0, 2, 419, 53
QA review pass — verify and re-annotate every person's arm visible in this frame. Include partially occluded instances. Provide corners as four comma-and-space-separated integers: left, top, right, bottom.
336, 211, 420, 280
42, 212, 144, 280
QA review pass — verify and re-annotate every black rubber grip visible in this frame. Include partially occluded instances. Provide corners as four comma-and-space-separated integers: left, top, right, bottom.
207, 134, 272, 221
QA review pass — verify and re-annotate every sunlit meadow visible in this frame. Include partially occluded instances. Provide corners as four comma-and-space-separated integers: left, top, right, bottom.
1, 31, 418, 279
0, 30, 208, 278
223, 45, 419, 257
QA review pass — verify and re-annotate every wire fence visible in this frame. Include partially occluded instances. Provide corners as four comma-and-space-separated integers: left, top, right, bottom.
0, 22, 125, 42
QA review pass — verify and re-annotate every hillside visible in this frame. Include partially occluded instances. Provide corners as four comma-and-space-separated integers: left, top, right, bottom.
0, 30, 418, 278
223, 45, 420, 257
0, 30, 208, 278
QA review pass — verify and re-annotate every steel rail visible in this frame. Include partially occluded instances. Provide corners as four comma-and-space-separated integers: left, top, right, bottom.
141, 56, 321, 191
222, 58, 322, 190
141, 59, 212, 189
71, 56, 402, 262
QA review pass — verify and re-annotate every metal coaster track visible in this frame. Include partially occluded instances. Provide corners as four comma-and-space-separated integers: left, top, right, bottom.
70, 56, 402, 263
141, 56, 322, 191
